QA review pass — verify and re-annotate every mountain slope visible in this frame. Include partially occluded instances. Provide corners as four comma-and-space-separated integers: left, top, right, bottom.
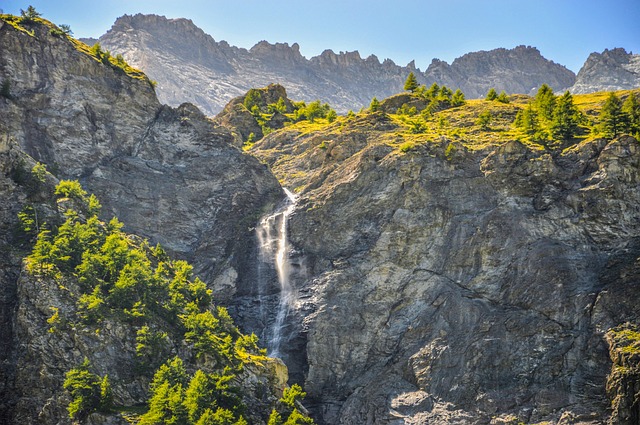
97, 14, 577, 114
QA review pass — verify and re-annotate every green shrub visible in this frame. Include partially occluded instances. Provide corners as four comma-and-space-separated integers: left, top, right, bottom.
63, 358, 112, 420
399, 141, 415, 152
476, 110, 492, 130
369, 97, 380, 112
55, 180, 87, 200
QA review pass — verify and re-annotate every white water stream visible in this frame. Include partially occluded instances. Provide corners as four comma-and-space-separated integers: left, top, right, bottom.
257, 188, 296, 357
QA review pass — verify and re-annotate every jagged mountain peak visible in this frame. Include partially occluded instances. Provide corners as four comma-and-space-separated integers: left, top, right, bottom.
95, 13, 634, 115
109, 13, 203, 35
570, 47, 640, 94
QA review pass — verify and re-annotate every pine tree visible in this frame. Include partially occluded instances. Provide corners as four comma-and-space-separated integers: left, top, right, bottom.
20, 5, 42, 21
439, 85, 453, 100
476, 110, 492, 130
551, 91, 580, 141
535, 84, 556, 122
369, 97, 380, 112
599, 92, 627, 138
451, 89, 465, 107
496, 90, 510, 103
425, 82, 440, 99
485, 88, 498, 101
515, 103, 540, 137
622, 92, 640, 135
404, 72, 419, 92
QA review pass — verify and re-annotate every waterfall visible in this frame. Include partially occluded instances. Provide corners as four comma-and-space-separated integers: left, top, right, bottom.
256, 188, 296, 358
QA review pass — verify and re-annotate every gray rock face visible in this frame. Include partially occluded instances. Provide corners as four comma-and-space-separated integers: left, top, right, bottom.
0, 16, 285, 423
429, 45, 577, 98
0, 17, 282, 292
247, 116, 640, 424
571, 48, 640, 94
96, 15, 577, 114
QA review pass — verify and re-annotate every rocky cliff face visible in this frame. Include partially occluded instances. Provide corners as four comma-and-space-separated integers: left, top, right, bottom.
3, 12, 640, 425
246, 113, 640, 424
571, 48, 640, 94
0, 15, 286, 424
0, 16, 282, 295
96, 14, 577, 114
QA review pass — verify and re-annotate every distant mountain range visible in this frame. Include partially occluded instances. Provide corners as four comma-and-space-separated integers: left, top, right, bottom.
90, 14, 640, 114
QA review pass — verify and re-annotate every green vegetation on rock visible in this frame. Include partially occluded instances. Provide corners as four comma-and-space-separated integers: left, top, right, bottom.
22, 179, 314, 424
605, 323, 640, 424
63, 358, 113, 420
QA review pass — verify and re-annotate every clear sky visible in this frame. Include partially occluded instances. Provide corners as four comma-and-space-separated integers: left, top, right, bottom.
2, 0, 640, 73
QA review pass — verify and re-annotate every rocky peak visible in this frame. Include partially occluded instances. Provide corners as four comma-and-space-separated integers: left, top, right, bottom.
249, 40, 305, 64
571, 47, 640, 94
102, 13, 233, 73
428, 45, 576, 97
109, 13, 207, 40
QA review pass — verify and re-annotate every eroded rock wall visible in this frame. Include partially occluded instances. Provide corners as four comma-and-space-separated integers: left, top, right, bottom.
249, 116, 640, 423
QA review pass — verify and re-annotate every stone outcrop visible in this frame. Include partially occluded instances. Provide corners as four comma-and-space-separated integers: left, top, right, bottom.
96, 15, 578, 114
571, 48, 640, 94
247, 112, 640, 423
605, 323, 640, 424
213, 83, 295, 146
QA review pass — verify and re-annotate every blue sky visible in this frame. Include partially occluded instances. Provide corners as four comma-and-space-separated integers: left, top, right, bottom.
2, 0, 639, 72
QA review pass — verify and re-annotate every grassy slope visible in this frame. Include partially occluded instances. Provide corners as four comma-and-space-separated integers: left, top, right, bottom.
248, 88, 640, 192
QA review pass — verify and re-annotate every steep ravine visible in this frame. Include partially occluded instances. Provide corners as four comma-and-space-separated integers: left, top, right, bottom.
246, 117, 640, 424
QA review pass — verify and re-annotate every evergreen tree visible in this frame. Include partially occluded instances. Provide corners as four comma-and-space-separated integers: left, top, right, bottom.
304, 100, 324, 122
535, 84, 556, 122
369, 97, 380, 112
515, 103, 540, 137
599, 92, 627, 138
64, 359, 112, 420
275, 97, 287, 113
622, 92, 640, 135
496, 91, 510, 103
404, 72, 419, 92
439, 85, 453, 100
451, 89, 465, 106
476, 110, 492, 130
20, 5, 42, 21
425, 82, 440, 99
243, 89, 262, 112
551, 91, 580, 141
485, 88, 498, 101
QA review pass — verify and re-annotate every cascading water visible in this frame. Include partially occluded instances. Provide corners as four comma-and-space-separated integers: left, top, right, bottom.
256, 188, 296, 358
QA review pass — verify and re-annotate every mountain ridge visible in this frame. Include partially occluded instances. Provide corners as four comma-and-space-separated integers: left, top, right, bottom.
97, 13, 583, 114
